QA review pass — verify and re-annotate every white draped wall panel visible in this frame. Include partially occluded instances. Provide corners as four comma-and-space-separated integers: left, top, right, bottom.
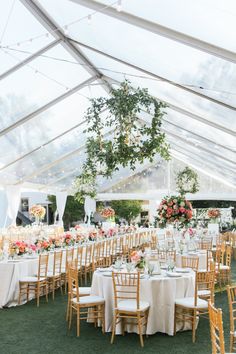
5, 185, 22, 227
56, 191, 67, 226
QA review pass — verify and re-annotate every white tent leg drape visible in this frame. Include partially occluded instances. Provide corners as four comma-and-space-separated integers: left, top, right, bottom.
84, 197, 96, 225
56, 191, 67, 226
4, 185, 22, 227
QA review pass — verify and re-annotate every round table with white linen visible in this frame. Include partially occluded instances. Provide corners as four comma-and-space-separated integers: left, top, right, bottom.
91, 269, 195, 336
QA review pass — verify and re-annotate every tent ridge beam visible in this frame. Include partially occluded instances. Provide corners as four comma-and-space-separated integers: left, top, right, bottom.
70, 0, 236, 64
20, 0, 112, 92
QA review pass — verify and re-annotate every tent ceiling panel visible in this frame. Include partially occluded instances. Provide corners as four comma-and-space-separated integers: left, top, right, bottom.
95, 0, 236, 53
0, 0, 54, 74
77, 48, 236, 133
44, 0, 236, 107
0, 43, 92, 131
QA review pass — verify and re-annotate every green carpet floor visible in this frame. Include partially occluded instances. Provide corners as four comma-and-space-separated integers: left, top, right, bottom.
1, 262, 235, 354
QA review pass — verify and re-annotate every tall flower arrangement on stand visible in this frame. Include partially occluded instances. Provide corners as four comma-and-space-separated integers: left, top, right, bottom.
29, 205, 46, 223
157, 195, 193, 227
207, 209, 221, 223
100, 207, 115, 221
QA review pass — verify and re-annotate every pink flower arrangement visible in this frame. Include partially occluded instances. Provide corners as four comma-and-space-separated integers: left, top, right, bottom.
29, 204, 46, 219
89, 231, 98, 241
130, 250, 141, 263
10, 241, 28, 255
100, 207, 115, 219
158, 195, 193, 227
207, 209, 221, 219
62, 233, 75, 247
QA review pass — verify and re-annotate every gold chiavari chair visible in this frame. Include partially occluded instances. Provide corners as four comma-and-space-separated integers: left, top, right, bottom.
181, 256, 199, 271
208, 301, 225, 354
66, 260, 91, 321
47, 250, 63, 300
174, 270, 210, 343
111, 237, 118, 264
197, 270, 215, 303
62, 248, 74, 293
227, 285, 236, 353
68, 264, 105, 336
104, 238, 112, 267
111, 272, 149, 347
19, 254, 49, 307
92, 242, 105, 270
82, 244, 93, 284
215, 245, 232, 289
75, 246, 84, 282
197, 239, 212, 250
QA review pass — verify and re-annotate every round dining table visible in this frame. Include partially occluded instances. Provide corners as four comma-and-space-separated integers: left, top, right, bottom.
91, 269, 195, 336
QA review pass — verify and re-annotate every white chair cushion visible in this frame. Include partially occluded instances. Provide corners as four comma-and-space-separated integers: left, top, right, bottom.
197, 289, 211, 297
175, 297, 208, 309
219, 264, 230, 270
19, 276, 46, 282
72, 287, 91, 295
72, 295, 104, 305
117, 299, 149, 312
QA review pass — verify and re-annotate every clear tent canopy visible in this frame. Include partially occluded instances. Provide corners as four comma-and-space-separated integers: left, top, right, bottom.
0, 0, 235, 198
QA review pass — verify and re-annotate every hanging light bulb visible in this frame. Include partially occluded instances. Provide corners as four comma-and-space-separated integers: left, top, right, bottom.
87, 14, 92, 24
117, 0, 122, 12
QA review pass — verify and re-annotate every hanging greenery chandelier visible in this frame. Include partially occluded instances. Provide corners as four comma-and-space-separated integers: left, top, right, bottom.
74, 80, 170, 201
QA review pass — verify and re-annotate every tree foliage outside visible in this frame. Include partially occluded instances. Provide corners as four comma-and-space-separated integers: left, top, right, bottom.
109, 200, 142, 224
47, 195, 84, 229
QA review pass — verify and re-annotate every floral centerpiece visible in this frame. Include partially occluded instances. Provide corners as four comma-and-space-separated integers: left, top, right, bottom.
29, 204, 46, 224
9, 241, 28, 256
130, 250, 146, 269
50, 236, 62, 248
35, 238, 51, 252
207, 209, 221, 223
89, 231, 98, 241
100, 207, 115, 221
157, 195, 193, 227
62, 233, 75, 247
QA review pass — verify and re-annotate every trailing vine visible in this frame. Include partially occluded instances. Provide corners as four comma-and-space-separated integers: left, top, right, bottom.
176, 166, 199, 195
74, 80, 170, 201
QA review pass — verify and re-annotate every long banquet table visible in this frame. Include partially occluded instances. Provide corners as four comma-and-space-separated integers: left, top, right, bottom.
91, 269, 195, 336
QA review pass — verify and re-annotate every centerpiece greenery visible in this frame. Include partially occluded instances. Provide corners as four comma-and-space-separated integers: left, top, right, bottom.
74, 80, 170, 201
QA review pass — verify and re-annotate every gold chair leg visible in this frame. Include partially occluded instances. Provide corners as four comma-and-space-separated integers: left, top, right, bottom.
137, 313, 144, 347
192, 309, 196, 343
102, 304, 105, 334
18, 284, 22, 305
111, 312, 117, 344
37, 284, 40, 307
76, 307, 80, 337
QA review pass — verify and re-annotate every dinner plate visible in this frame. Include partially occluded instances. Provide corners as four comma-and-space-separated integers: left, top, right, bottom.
97, 268, 111, 272
166, 271, 182, 277
175, 268, 190, 273
188, 252, 199, 255
102, 272, 112, 277
161, 265, 168, 270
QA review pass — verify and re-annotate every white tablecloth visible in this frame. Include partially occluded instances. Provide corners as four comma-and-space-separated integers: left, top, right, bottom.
0, 258, 38, 308
0, 250, 68, 308
91, 270, 195, 336
176, 251, 207, 270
